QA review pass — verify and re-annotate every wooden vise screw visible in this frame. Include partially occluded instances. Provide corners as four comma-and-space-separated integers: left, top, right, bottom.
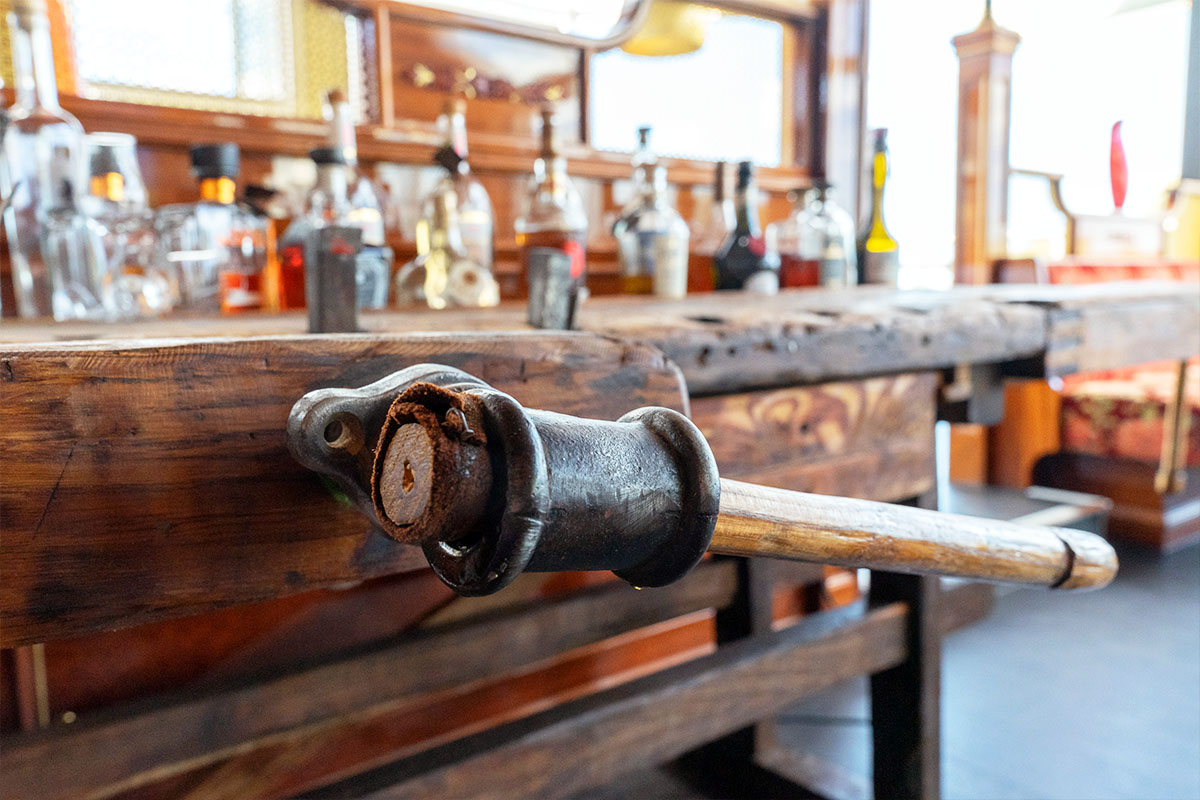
288, 365, 1118, 597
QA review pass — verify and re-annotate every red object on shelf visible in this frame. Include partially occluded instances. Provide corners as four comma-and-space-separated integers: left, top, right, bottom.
1110, 121, 1128, 211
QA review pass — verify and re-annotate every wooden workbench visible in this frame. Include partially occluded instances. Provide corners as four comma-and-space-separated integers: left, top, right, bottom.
1, 281, 1195, 800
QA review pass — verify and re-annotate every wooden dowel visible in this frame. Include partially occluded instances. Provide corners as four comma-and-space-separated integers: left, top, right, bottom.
710, 479, 1117, 590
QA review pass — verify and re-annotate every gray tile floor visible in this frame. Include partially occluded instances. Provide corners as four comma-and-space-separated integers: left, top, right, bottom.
581, 543, 1200, 799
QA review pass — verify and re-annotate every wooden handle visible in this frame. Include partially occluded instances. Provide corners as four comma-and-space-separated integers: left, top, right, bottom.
711, 479, 1117, 590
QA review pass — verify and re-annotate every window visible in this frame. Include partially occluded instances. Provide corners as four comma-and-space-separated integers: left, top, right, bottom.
64, 0, 362, 120
866, 0, 1190, 284
397, 0, 641, 41
589, 12, 784, 166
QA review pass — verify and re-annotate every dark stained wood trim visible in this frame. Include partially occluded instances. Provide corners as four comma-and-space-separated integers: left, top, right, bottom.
298, 601, 908, 799
0, 561, 738, 800
870, 573, 942, 800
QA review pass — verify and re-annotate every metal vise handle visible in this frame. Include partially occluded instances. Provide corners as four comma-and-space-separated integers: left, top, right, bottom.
288, 365, 1117, 596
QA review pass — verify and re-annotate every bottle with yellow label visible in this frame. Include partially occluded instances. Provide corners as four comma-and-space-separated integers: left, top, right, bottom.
857, 128, 900, 285
155, 143, 272, 313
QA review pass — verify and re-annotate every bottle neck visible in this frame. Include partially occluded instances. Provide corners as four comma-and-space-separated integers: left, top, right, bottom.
734, 182, 760, 234
440, 110, 470, 166
535, 155, 569, 192
316, 164, 349, 205
9, 13, 61, 111
199, 177, 236, 205
867, 150, 891, 237
327, 101, 358, 167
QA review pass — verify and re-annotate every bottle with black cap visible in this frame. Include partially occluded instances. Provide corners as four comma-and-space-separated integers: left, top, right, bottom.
713, 160, 778, 293
154, 142, 271, 313
277, 147, 392, 311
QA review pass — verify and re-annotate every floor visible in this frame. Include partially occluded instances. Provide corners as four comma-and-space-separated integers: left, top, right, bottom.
580, 543, 1200, 799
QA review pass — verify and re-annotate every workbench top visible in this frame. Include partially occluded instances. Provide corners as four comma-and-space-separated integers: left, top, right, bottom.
3, 281, 1194, 393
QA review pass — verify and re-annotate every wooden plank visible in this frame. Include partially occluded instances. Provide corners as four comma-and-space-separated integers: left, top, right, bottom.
1043, 297, 1200, 376
586, 292, 1044, 396
2, 283, 1191, 390
298, 602, 909, 800
0, 332, 687, 646
692, 374, 936, 502
0, 561, 737, 800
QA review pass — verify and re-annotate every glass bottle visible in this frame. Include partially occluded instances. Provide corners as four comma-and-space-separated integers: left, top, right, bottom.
767, 180, 858, 289
435, 97, 493, 273
395, 99, 498, 308
83, 132, 174, 318
515, 107, 588, 293
857, 128, 900, 285
395, 151, 499, 309
2, 0, 104, 320
155, 143, 270, 313
687, 160, 732, 293
612, 126, 689, 298
714, 160, 777, 293
323, 88, 386, 249
280, 147, 392, 310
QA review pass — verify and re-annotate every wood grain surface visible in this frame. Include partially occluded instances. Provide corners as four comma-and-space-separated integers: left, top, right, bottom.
4, 282, 1190, 393
710, 478, 1118, 589
0, 561, 736, 800
300, 602, 908, 800
0, 332, 687, 646
691, 374, 936, 502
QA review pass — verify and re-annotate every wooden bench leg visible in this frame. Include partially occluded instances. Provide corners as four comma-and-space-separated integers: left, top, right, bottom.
869, 572, 941, 800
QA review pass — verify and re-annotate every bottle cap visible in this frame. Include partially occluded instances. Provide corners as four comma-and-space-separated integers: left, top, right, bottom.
637, 126, 651, 146
433, 145, 464, 174
89, 147, 121, 177
11, 0, 47, 27
325, 88, 347, 106
736, 160, 754, 189
443, 97, 467, 116
872, 128, 888, 149
190, 143, 240, 180
310, 147, 348, 166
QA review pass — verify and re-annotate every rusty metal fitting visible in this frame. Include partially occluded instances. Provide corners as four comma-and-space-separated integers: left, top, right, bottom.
288, 364, 721, 595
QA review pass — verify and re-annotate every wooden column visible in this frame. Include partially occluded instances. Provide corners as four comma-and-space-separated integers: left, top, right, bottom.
952, 2, 1020, 285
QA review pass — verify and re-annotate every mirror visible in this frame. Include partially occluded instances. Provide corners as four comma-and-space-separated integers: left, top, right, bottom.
370, 0, 651, 48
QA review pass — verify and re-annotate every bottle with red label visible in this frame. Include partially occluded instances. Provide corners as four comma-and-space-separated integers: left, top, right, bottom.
515, 107, 588, 294
713, 160, 778, 293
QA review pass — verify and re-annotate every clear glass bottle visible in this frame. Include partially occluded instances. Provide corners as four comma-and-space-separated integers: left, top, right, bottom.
323, 88, 386, 248
83, 132, 174, 318
767, 180, 858, 289
612, 126, 689, 298
282, 147, 391, 310
857, 128, 900, 285
2, 0, 104, 320
515, 108, 588, 293
155, 143, 270, 313
714, 160, 777, 293
395, 99, 498, 308
435, 97, 493, 273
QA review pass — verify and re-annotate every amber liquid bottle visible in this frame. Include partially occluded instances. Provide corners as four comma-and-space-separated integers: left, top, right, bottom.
515, 108, 588, 295
687, 161, 730, 293
857, 128, 900, 285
